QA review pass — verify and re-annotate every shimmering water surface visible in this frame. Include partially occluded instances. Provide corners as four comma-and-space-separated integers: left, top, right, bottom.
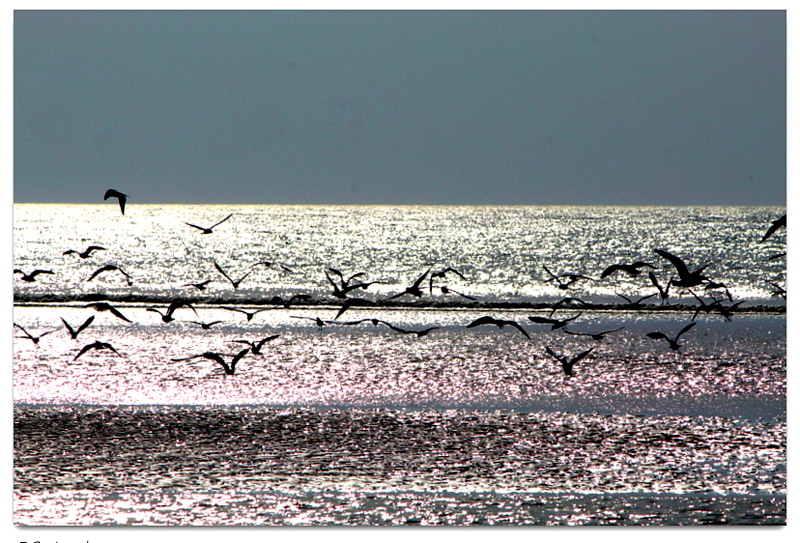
13, 204, 786, 525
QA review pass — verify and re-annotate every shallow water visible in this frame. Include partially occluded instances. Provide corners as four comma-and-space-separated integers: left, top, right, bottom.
13, 204, 786, 525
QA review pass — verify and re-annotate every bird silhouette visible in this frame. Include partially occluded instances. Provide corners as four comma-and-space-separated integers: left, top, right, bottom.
760, 214, 786, 243
214, 261, 252, 290
14, 269, 54, 282
765, 280, 786, 300
220, 306, 269, 321
325, 269, 378, 299
377, 321, 440, 337
428, 267, 467, 293
104, 189, 127, 215
182, 279, 213, 291
466, 316, 530, 339
74, 341, 122, 360
527, 313, 582, 330
600, 261, 656, 279
14, 323, 57, 346
60, 316, 95, 339
435, 285, 477, 301
334, 297, 376, 320
172, 349, 250, 376
383, 268, 431, 301
547, 297, 589, 317
85, 302, 132, 323
646, 322, 697, 351
147, 301, 198, 323
231, 334, 280, 355
87, 264, 133, 286
563, 326, 624, 341
648, 272, 672, 304
654, 249, 709, 289
291, 316, 330, 327
616, 292, 656, 308
544, 346, 595, 377
543, 265, 596, 290
184, 213, 233, 234
63, 245, 106, 259
188, 320, 224, 330
253, 261, 294, 274
267, 294, 312, 308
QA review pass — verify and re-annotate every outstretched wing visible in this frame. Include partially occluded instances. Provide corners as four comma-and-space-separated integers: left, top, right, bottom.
676, 322, 697, 340
646, 332, 668, 340
210, 213, 233, 229
654, 249, 690, 279
185, 222, 208, 232
527, 316, 557, 325
214, 261, 234, 284
466, 316, 498, 328
571, 347, 595, 364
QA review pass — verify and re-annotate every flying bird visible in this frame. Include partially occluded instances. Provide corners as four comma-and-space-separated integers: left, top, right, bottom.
434, 286, 477, 301
378, 321, 440, 337
14, 323, 57, 346
85, 302, 132, 323
188, 320, 224, 330
563, 326, 624, 341
184, 213, 233, 234
654, 249, 711, 289
231, 334, 280, 355
291, 316, 330, 327
104, 189, 127, 215
87, 264, 133, 286
646, 322, 697, 351
14, 269, 54, 282
765, 280, 786, 300
383, 268, 431, 301
760, 214, 786, 243
147, 301, 198, 323
182, 279, 213, 291
74, 341, 122, 360
600, 261, 656, 279
325, 269, 378, 299
171, 349, 251, 376
527, 313, 582, 331
220, 306, 269, 321
543, 265, 596, 290
547, 297, 589, 317
544, 346, 595, 377
428, 267, 467, 293
60, 316, 95, 339
253, 260, 294, 274
267, 294, 312, 308
63, 245, 106, 259
648, 272, 672, 304
214, 261, 252, 290
616, 292, 656, 308
466, 316, 530, 339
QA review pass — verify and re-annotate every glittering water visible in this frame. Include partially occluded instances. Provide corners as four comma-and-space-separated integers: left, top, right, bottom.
13, 204, 786, 525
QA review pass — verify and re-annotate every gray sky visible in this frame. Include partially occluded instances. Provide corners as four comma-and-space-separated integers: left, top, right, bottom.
13, 10, 786, 206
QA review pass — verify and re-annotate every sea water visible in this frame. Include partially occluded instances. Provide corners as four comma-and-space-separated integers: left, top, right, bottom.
12, 204, 786, 525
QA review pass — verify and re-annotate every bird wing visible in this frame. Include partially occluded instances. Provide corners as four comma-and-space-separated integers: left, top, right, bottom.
761, 214, 786, 242
654, 249, 690, 279
87, 266, 112, 282
676, 322, 697, 339
74, 343, 96, 359
214, 261, 234, 284
411, 268, 432, 289
600, 264, 623, 278
507, 321, 531, 339
210, 213, 233, 229
646, 332, 668, 340
466, 316, 497, 328
255, 335, 280, 349
185, 222, 208, 232
527, 316, 557, 325
60, 318, 76, 337
544, 346, 562, 362
571, 348, 595, 364
108, 306, 132, 323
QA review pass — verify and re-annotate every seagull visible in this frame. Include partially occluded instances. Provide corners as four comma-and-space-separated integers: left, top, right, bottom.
188, 320, 224, 330
563, 326, 624, 341
87, 264, 133, 286
648, 272, 672, 304
171, 349, 251, 376
147, 301, 198, 323
600, 261, 656, 279
428, 267, 467, 293
220, 306, 269, 321
291, 316, 329, 327
616, 292, 656, 308
231, 334, 280, 355
85, 302, 132, 323
383, 268, 431, 301
543, 265, 596, 290
74, 341, 122, 360
184, 213, 233, 234
646, 322, 697, 351
654, 249, 709, 289
327, 268, 368, 288
267, 294, 312, 308
182, 279, 213, 291
466, 316, 530, 339
544, 346, 595, 377
214, 261, 252, 290
60, 316, 95, 339
378, 321, 440, 337
104, 189, 127, 215
325, 269, 378, 299
760, 214, 786, 243
527, 313, 582, 331
14, 269, 54, 282
252, 260, 294, 274
14, 323, 57, 346
434, 286, 477, 301
63, 245, 106, 259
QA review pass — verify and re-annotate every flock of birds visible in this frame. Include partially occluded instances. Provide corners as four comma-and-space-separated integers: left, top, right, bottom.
13, 190, 787, 378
